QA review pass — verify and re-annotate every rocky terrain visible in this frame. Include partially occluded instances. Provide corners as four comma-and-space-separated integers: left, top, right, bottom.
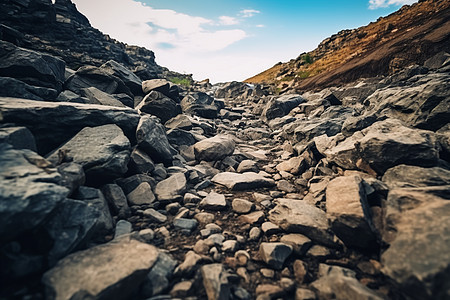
1, 0, 450, 300
245, 0, 450, 94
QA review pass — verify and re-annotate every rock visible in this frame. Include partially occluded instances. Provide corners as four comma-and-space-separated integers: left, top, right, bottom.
235, 250, 251, 266
326, 176, 377, 249
201, 264, 231, 300
381, 187, 450, 299
259, 242, 293, 270
194, 135, 235, 162
237, 160, 259, 173
136, 115, 174, 164
174, 250, 211, 276
195, 212, 215, 224
114, 220, 132, 239
293, 260, 307, 283
0, 40, 65, 91
214, 81, 252, 99
72, 186, 114, 236
200, 192, 227, 211
174, 218, 198, 232
140, 252, 177, 297
276, 155, 309, 175
280, 234, 312, 256
126, 182, 156, 205
0, 126, 37, 151
261, 268, 275, 278
277, 180, 297, 193
65, 65, 131, 97
307, 245, 331, 259
170, 281, 193, 298
165, 114, 193, 130
310, 264, 383, 300
47, 124, 131, 184
100, 184, 131, 218
167, 128, 197, 146
239, 211, 265, 225
0, 76, 58, 101
261, 222, 281, 235
222, 240, 238, 253
100, 60, 142, 96
142, 79, 179, 100
44, 199, 100, 265
181, 92, 219, 119
249, 227, 262, 240
129, 148, 155, 174
268, 199, 335, 246
0, 98, 140, 155
357, 119, 439, 174
295, 288, 316, 300
56, 162, 85, 195
42, 238, 159, 300
80, 86, 126, 107
0, 144, 68, 242
154, 172, 187, 202
143, 208, 167, 223
232, 198, 254, 214
382, 164, 450, 189
261, 94, 305, 121
212, 172, 275, 191
136, 91, 181, 123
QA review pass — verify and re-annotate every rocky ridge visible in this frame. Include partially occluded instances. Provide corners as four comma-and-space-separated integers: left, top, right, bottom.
1, 1, 450, 300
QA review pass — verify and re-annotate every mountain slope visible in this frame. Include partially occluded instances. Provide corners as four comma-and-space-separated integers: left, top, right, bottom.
245, 0, 450, 92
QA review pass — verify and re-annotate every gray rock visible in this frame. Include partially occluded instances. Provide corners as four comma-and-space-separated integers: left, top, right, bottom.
155, 172, 187, 202
268, 199, 335, 246
142, 79, 179, 100
200, 192, 227, 211
129, 148, 155, 174
326, 176, 377, 249
261, 94, 305, 121
194, 135, 235, 162
44, 199, 100, 266
0, 126, 36, 151
47, 124, 130, 184
0, 98, 140, 155
165, 114, 193, 130
100, 60, 143, 96
0, 40, 65, 91
280, 234, 312, 256
42, 238, 159, 300
167, 128, 197, 146
261, 222, 281, 235
212, 172, 275, 191
201, 264, 232, 300
0, 76, 58, 101
127, 182, 156, 206
382, 164, 450, 189
100, 184, 131, 218
237, 160, 259, 173
259, 242, 293, 270
276, 155, 309, 175
136, 91, 181, 123
249, 227, 262, 240
56, 162, 85, 196
174, 218, 198, 232
80, 86, 126, 107
140, 252, 178, 297
232, 198, 254, 214
136, 115, 174, 164
143, 208, 167, 223
114, 220, 132, 239
181, 92, 219, 119
174, 250, 212, 276
0, 144, 68, 242
310, 264, 383, 300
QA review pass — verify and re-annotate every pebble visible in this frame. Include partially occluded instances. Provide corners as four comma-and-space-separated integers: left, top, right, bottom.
249, 227, 261, 241
239, 211, 265, 224
232, 198, 254, 214
143, 208, 167, 223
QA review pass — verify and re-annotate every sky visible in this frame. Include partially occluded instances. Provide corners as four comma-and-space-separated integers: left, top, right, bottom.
70, 0, 418, 83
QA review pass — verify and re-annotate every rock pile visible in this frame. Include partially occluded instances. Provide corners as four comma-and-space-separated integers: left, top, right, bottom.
1, 1, 449, 300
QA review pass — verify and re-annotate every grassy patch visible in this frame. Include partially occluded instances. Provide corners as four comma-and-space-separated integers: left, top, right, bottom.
297, 71, 310, 79
169, 76, 192, 87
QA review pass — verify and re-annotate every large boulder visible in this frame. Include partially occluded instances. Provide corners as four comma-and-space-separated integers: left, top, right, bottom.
214, 81, 252, 99
0, 40, 65, 91
100, 60, 143, 96
194, 135, 235, 162
80, 87, 127, 107
181, 92, 220, 119
42, 238, 159, 300
268, 199, 335, 246
0, 125, 37, 152
136, 115, 174, 164
382, 164, 450, 189
142, 79, 180, 101
47, 124, 131, 184
136, 91, 181, 123
0, 77, 58, 101
261, 94, 305, 121
0, 98, 140, 155
0, 144, 68, 242
211, 172, 275, 191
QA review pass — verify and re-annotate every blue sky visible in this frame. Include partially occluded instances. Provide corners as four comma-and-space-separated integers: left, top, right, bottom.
71, 0, 418, 83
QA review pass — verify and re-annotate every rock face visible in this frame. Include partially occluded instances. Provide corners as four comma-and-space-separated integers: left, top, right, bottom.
47, 124, 131, 184
0, 144, 68, 241
42, 238, 159, 300
194, 135, 235, 162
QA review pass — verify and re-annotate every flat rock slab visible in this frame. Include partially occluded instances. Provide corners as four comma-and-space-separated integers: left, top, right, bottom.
212, 172, 275, 191
42, 238, 159, 300
155, 172, 187, 202
193, 135, 235, 162
268, 199, 334, 246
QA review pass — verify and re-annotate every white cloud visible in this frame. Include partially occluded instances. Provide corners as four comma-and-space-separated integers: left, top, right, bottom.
256, 24, 265, 28
240, 9, 261, 18
219, 16, 239, 26
368, 0, 417, 9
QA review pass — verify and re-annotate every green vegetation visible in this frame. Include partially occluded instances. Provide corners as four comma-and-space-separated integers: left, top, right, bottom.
281, 75, 295, 82
297, 70, 310, 79
169, 76, 192, 87
300, 53, 313, 64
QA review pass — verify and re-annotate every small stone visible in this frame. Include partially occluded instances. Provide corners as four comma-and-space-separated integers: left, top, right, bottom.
249, 227, 262, 241
259, 242, 293, 270
194, 240, 210, 254
114, 220, 132, 239
143, 208, 167, 223
166, 202, 181, 215
138, 228, 155, 242
232, 198, 254, 214
280, 277, 295, 292
222, 240, 238, 253
239, 211, 265, 224
255, 284, 284, 298
253, 193, 272, 202
234, 287, 252, 300
261, 268, 275, 278
295, 288, 316, 300
184, 192, 202, 204
293, 260, 307, 283
277, 180, 297, 193
200, 192, 227, 211
307, 245, 331, 259
237, 267, 250, 283
237, 160, 259, 173
280, 234, 312, 256
207, 233, 225, 247
261, 222, 281, 235
195, 212, 215, 224
173, 218, 198, 232
270, 191, 284, 198
126, 182, 156, 206
201, 263, 231, 300
170, 280, 193, 298
235, 250, 250, 266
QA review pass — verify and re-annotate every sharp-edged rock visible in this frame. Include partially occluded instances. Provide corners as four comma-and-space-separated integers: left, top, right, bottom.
154, 172, 187, 202
212, 172, 275, 191
201, 264, 232, 300
193, 135, 235, 162
259, 242, 293, 270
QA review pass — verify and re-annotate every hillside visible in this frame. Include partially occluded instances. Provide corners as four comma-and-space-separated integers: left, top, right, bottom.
245, 0, 450, 92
